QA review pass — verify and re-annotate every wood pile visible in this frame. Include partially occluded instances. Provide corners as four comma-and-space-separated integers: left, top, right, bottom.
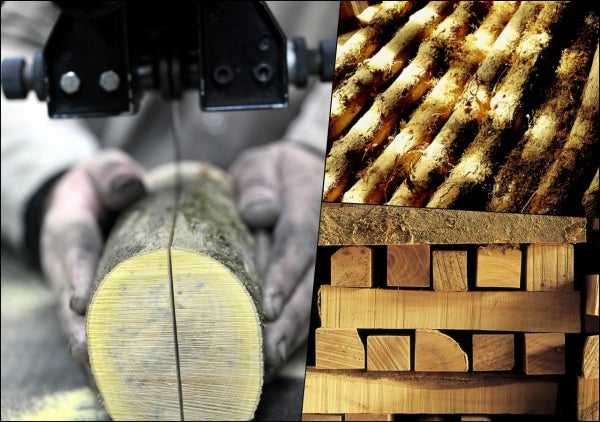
301, 203, 599, 420
324, 1, 599, 218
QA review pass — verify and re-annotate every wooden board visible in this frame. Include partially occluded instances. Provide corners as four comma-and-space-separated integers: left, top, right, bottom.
525, 243, 575, 291
414, 330, 468, 372
315, 328, 365, 369
524, 333, 565, 375
472, 334, 514, 372
318, 203, 588, 246
578, 377, 600, 421
582, 335, 599, 379
432, 250, 468, 291
302, 368, 559, 415
387, 244, 430, 287
318, 285, 581, 333
476, 245, 522, 288
331, 246, 373, 287
367, 335, 411, 371
586, 274, 599, 316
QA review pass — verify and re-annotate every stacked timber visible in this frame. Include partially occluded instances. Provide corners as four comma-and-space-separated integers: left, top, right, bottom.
324, 1, 599, 218
302, 204, 598, 420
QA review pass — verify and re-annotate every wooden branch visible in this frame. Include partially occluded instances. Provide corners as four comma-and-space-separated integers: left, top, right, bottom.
525, 243, 575, 291
318, 203, 588, 246
87, 162, 262, 421
414, 329, 468, 372
318, 285, 581, 333
386, 244, 430, 287
331, 246, 374, 288
475, 245, 522, 288
432, 250, 468, 291
315, 328, 365, 369
524, 333, 565, 375
472, 334, 514, 372
367, 335, 411, 371
303, 368, 560, 415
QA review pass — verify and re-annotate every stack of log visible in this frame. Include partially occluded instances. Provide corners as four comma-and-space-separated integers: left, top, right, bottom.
325, 1, 599, 218
302, 203, 599, 421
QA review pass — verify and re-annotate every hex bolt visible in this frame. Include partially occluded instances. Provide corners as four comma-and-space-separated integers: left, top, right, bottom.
60, 71, 80, 94
258, 37, 270, 51
213, 65, 234, 85
253, 63, 272, 84
99, 70, 120, 92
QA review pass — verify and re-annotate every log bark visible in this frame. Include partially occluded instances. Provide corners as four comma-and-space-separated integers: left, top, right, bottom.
87, 161, 262, 421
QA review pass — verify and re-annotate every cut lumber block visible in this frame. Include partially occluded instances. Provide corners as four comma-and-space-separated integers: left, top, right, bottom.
302, 368, 560, 415
367, 335, 411, 371
472, 334, 514, 372
432, 250, 468, 291
345, 413, 394, 421
387, 244, 430, 287
318, 203, 588, 246
582, 335, 599, 379
318, 285, 581, 333
302, 413, 343, 421
476, 245, 521, 288
87, 162, 262, 421
461, 417, 492, 421
414, 330, 468, 372
315, 328, 365, 369
586, 274, 599, 316
578, 377, 599, 421
524, 333, 565, 375
331, 246, 373, 288
525, 243, 575, 291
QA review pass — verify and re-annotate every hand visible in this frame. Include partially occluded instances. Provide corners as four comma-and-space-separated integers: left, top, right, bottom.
39, 149, 146, 384
230, 141, 324, 381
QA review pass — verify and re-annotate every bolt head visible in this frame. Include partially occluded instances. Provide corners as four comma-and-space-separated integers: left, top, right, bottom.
60, 71, 80, 94
99, 70, 120, 92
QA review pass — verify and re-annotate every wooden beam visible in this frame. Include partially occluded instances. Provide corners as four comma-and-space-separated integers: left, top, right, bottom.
318, 203, 588, 246
525, 243, 574, 291
318, 285, 581, 333
578, 377, 599, 421
432, 250, 468, 291
582, 335, 599, 379
476, 245, 522, 288
302, 414, 342, 421
472, 334, 514, 372
414, 330, 468, 372
315, 328, 365, 369
331, 246, 374, 288
387, 244, 430, 287
345, 413, 394, 421
367, 335, 411, 371
524, 333, 565, 375
302, 368, 559, 415
586, 274, 599, 316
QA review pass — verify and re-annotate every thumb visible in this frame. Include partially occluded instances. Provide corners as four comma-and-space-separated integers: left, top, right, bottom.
83, 149, 146, 211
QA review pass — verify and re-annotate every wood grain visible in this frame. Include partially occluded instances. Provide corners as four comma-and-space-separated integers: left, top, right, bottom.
432, 250, 468, 291
524, 333, 565, 375
387, 244, 430, 287
414, 330, 468, 372
367, 335, 411, 371
525, 243, 574, 291
582, 335, 599, 379
315, 328, 365, 369
578, 377, 600, 421
476, 245, 522, 288
472, 334, 514, 372
331, 246, 373, 287
586, 274, 599, 316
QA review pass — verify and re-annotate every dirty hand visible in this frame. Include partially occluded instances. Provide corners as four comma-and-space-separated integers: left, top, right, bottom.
230, 141, 324, 381
39, 149, 146, 382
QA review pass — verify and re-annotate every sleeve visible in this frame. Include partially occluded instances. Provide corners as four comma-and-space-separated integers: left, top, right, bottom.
1, 1, 100, 254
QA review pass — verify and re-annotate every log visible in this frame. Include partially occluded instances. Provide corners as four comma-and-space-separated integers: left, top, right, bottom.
432, 250, 468, 291
318, 203, 588, 246
475, 245, 522, 289
86, 162, 263, 421
525, 243, 575, 291
318, 285, 581, 333
414, 329, 468, 372
524, 333, 565, 375
302, 368, 560, 415
472, 334, 514, 372
315, 328, 365, 369
366, 335, 411, 371
331, 246, 374, 288
386, 244, 430, 287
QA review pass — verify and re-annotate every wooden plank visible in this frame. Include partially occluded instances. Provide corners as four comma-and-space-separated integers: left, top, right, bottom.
302, 413, 342, 421
414, 330, 468, 372
432, 250, 468, 291
318, 203, 588, 246
302, 368, 559, 415
387, 244, 430, 287
582, 335, 599, 379
525, 243, 575, 291
578, 377, 600, 421
586, 274, 599, 316
367, 335, 411, 371
315, 328, 365, 369
472, 334, 514, 372
476, 245, 521, 288
345, 413, 394, 421
318, 285, 581, 333
331, 246, 373, 288
524, 333, 565, 375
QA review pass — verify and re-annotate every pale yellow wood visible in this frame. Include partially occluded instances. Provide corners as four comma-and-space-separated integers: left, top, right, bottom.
315, 328, 365, 369
331, 246, 373, 288
526, 243, 574, 291
302, 413, 343, 421
578, 377, 600, 421
476, 245, 522, 288
387, 244, 430, 287
432, 250, 468, 291
524, 333, 565, 375
318, 285, 581, 333
367, 335, 410, 371
582, 335, 599, 379
414, 329, 468, 372
586, 274, 599, 317
472, 334, 514, 372
302, 368, 559, 415
345, 413, 394, 421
